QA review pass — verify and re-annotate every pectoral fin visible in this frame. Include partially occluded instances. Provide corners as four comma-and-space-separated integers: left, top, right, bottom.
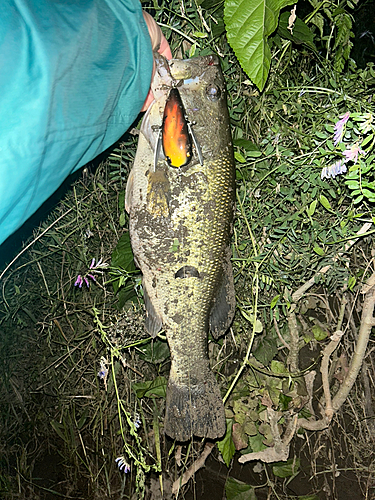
143, 283, 163, 338
209, 255, 236, 339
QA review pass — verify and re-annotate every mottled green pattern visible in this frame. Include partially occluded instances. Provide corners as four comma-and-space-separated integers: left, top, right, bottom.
126, 55, 236, 441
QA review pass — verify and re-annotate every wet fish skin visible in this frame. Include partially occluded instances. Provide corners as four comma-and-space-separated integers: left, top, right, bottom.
126, 54, 236, 441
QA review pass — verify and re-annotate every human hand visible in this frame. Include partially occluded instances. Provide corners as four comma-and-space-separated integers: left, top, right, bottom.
141, 12, 172, 111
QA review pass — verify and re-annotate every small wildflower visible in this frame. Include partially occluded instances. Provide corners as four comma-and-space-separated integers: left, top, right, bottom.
74, 257, 108, 290
74, 275, 83, 288
90, 257, 109, 270
115, 456, 130, 473
134, 413, 141, 429
98, 357, 109, 389
333, 111, 350, 146
343, 144, 366, 164
85, 228, 94, 238
321, 160, 347, 180
359, 113, 374, 134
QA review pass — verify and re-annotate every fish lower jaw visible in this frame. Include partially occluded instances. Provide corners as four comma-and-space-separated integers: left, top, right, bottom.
164, 372, 225, 442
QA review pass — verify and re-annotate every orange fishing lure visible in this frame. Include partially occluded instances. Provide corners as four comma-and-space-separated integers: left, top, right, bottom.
162, 88, 192, 168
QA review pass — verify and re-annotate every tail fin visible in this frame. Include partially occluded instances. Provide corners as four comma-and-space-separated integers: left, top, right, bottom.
164, 370, 225, 442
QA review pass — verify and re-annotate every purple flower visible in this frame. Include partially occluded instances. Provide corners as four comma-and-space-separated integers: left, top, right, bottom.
343, 144, 366, 164
333, 111, 350, 146
74, 275, 83, 288
87, 273, 96, 282
115, 456, 130, 473
98, 368, 108, 379
90, 257, 108, 270
321, 160, 347, 180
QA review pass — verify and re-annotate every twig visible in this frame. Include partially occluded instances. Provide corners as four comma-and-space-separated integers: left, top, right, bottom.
331, 273, 375, 411
320, 329, 344, 421
298, 271, 375, 430
172, 442, 214, 496
286, 308, 300, 373
291, 222, 372, 306
273, 316, 290, 350
238, 409, 298, 464
0, 194, 91, 282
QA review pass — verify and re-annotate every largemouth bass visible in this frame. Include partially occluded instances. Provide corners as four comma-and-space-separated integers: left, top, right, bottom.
126, 54, 236, 441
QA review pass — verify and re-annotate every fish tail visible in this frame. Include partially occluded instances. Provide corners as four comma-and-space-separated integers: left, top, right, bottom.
164, 369, 225, 442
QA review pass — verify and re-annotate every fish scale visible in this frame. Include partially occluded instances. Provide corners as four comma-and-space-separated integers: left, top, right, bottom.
126, 54, 236, 441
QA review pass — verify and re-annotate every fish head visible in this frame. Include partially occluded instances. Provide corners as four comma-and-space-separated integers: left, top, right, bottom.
141, 54, 231, 169
168, 55, 232, 166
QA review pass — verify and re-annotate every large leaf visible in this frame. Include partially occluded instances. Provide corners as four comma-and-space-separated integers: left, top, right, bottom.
225, 477, 257, 500
132, 376, 167, 399
217, 419, 236, 466
277, 11, 316, 51
224, 0, 295, 90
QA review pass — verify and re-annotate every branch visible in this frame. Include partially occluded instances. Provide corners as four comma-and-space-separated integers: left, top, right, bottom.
331, 274, 375, 411
298, 271, 375, 430
291, 222, 372, 305
238, 409, 298, 464
172, 442, 214, 496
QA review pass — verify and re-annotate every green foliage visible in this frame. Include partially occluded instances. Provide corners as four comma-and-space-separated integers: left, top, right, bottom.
332, 10, 354, 73
278, 11, 316, 51
225, 477, 257, 500
272, 457, 300, 478
132, 376, 167, 398
224, 0, 295, 90
217, 419, 236, 466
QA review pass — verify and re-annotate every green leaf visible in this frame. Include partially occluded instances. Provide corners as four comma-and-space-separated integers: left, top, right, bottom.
312, 324, 328, 341
235, 151, 247, 163
253, 335, 278, 365
234, 138, 260, 151
240, 309, 263, 333
118, 190, 125, 212
348, 275, 356, 291
169, 238, 180, 252
225, 477, 257, 500
132, 376, 167, 399
313, 245, 325, 256
246, 150, 263, 158
272, 458, 300, 478
270, 360, 286, 373
111, 232, 136, 272
217, 419, 236, 467
277, 12, 316, 51
270, 294, 280, 309
319, 194, 334, 212
307, 199, 317, 217
224, 0, 295, 91
248, 431, 267, 452
50, 420, 66, 442
138, 339, 170, 364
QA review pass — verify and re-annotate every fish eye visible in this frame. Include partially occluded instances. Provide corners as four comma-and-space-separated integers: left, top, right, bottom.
205, 84, 221, 101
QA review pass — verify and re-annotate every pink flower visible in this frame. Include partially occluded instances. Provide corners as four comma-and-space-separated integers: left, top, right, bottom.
333, 111, 350, 146
343, 144, 366, 164
74, 275, 83, 288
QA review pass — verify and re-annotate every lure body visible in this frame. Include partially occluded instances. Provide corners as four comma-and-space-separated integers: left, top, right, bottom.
162, 87, 192, 168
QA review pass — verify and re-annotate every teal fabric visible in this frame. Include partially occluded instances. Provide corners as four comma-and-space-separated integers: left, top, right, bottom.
0, 0, 153, 245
